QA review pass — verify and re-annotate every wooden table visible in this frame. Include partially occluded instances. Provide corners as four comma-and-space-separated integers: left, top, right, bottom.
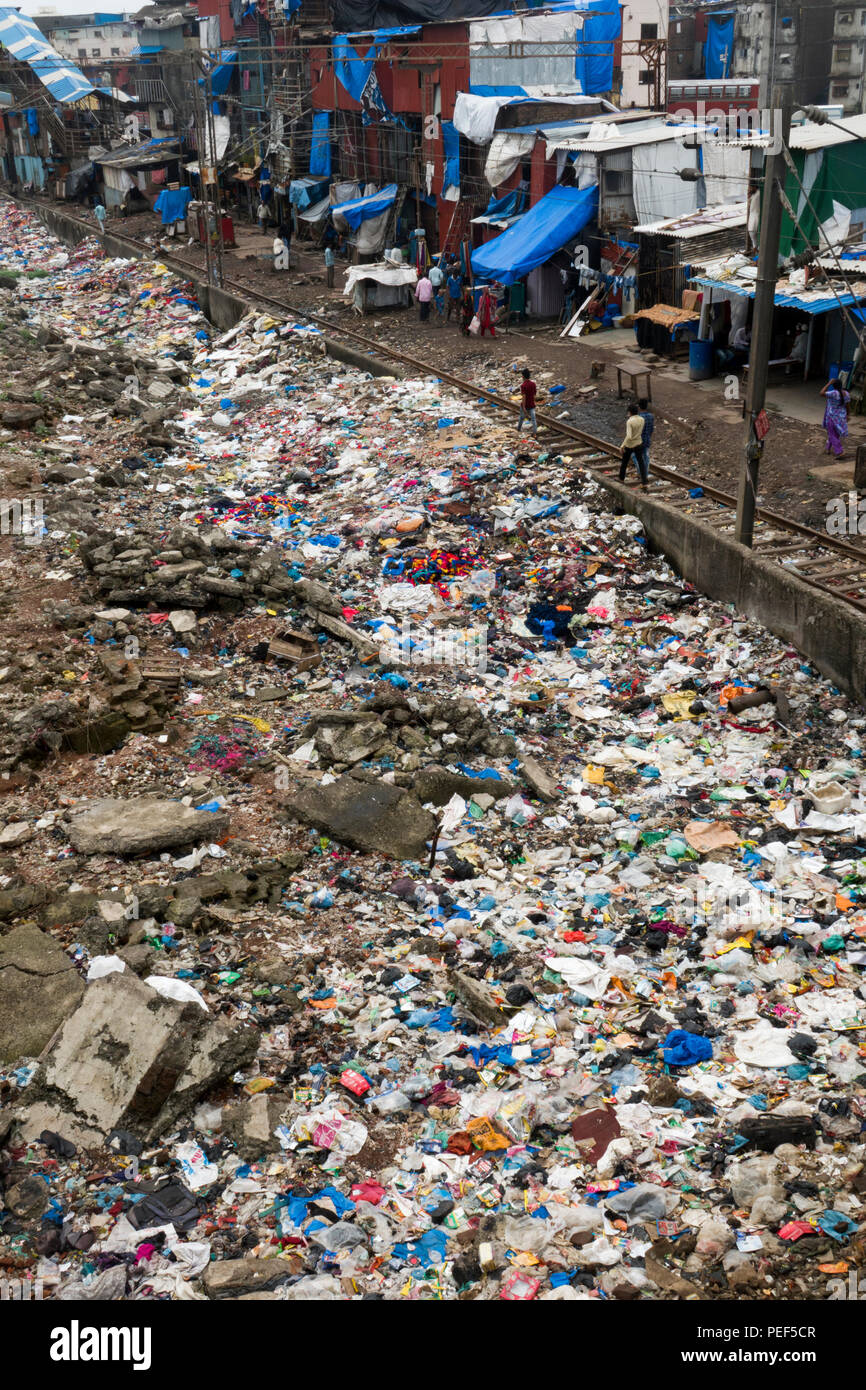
615, 358, 653, 402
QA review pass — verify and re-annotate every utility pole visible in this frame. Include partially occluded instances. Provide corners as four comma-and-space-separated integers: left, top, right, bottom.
203, 59, 224, 288
192, 54, 214, 289
735, 85, 792, 548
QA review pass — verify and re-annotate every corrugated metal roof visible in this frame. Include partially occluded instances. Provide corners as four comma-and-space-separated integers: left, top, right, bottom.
549, 123, 707, 155
721, 112, 866, 150
692, 274, 866, 315
633, 201, 748, 237
0, 7, 94, 104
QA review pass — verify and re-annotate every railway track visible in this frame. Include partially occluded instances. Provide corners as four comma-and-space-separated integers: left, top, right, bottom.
13, 197, 866, 621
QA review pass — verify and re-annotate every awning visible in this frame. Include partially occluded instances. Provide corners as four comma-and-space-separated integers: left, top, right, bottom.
0, 7, 94, 104
332, 182, 398, 230
289, 176, 329, 209
97, 137, 179, 169
471, 183, 597, 286
199, 49, 238, 96
130, 45, 164, 56
691, 275, 866, 316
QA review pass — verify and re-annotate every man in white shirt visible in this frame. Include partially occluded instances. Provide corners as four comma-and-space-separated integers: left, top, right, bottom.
428, 258, 445, 319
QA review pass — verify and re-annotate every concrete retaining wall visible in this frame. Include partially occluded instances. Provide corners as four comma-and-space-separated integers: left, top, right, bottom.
596, 474, 866, 701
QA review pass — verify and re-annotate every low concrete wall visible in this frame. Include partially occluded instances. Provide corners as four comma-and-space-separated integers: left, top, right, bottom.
596, 474, 866, 701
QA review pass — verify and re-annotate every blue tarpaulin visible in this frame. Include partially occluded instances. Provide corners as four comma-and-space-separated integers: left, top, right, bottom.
705, 12, 734, 78
198, 49, 237, 96
310, 110, 331, 177
441, 119, 459, 196
154, 186, 192, 226
471, 182, 597, 286
333, 34, 376, 101
25, 107, 39, 135
485, 189, 526, 219
290, 175, 328, 208
332, 182, 398, 229
575, 0, 620, 95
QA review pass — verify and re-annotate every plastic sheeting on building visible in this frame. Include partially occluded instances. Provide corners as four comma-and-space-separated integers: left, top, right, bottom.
705, 12, 735, 79
454, 90, 607, 145
198, 50, 238, 97
632, 140, 701, 224
574, 0, 620, 96
0, 7, 94, 104
333, 34, 376, 102
332, 182, 398, 230
290, 176, 329, 209
332, 0, 501, 32
471, 182, 597, 286
441, 119, 459, 199
484, 131, 534, 188
310, 111, 332, 177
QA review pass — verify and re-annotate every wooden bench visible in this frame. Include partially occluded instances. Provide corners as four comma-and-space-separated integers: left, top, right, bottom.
615, 358, 653, 402
742, 356, 799, 381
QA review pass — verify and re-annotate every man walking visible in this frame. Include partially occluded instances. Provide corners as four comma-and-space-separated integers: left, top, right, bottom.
637, 396, 654, 476
429, 257, 445, 320
93, 200, 107, 237
324, 244, 335, 289
619, 402, 648, 490
517, 368, 538, 436
415, 270, 433, 323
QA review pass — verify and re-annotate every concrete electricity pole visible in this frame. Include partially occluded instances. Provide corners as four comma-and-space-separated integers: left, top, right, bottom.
735, 86, 792, 548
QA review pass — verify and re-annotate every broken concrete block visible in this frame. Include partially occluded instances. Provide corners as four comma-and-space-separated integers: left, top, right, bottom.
282, 774, 436, 860
16, 971, 257, 1146
414, 764, 514, 807
519, 755, 559, 803
0, 923, 84, 1063
66, 796, 229, 856
202, 1256, 288, 1298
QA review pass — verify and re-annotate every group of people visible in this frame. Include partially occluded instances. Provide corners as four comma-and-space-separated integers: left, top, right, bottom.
414, 256, 500, 337
619, 398, 655, 491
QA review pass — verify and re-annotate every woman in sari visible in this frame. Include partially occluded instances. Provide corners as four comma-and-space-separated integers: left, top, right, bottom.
460, 286, 475, 335
478, 284, 497, 337
821, 376, 851, 457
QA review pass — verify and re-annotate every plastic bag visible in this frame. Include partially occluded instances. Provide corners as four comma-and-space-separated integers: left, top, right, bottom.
469, 314, 481, 335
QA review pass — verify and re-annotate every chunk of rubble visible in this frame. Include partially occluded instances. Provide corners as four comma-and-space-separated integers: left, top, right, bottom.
13, 970, 257, 1147
66, 795, 229, 855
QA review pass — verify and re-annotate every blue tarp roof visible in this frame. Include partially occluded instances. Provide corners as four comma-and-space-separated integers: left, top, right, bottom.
331, 182, 398, 229
0, 7, 94, 103
692, 275, 866, 317
199, 50, 238, 96
471, 183, 597, 287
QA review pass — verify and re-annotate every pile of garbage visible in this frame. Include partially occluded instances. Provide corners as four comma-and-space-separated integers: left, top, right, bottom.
0, 200, 865, 1303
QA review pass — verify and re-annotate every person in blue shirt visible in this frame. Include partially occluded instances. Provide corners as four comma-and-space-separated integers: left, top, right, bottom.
638, 397, 654, 476
93, 201, 107, 236
446, 263, 463, 323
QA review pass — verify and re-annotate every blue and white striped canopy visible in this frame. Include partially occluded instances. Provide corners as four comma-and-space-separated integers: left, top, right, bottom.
0, 8, 95, 104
